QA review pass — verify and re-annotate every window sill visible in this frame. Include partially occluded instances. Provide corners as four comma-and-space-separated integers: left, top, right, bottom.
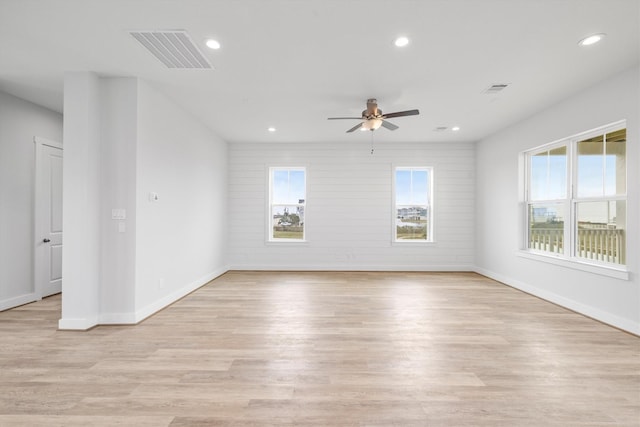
266, 240, 309, 246
516, 250, 629, 280
392, 240, 436, 246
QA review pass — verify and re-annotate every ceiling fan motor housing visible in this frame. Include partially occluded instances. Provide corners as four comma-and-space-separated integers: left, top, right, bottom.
365, 98, 380, 117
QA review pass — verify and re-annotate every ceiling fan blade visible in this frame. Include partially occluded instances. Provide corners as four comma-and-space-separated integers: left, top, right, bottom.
381, 120, 399, 131
328, 117, 362, 120
346, 122, 364, 133
381, 109, 420, 119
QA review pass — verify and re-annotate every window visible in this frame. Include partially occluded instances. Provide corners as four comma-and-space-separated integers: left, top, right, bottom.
269, 167, 306, 241
575, 128, 626, 264
394, 167, 433, 242
527, 145, 567, 254
524, 122, 626, 266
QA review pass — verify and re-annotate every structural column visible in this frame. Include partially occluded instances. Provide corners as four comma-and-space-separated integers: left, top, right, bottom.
59, 72, 102, 329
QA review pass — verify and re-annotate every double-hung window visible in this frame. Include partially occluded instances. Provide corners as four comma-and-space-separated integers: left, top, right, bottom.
524, 122, 626, 267
394, 167, 433, 242
575, 127, 626, 264
527, 145, 568, 254
269, 167, 306, 241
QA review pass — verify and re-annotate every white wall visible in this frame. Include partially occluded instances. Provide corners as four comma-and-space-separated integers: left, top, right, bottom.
59, 74, 228, 329
134, 80, 228, 318
229, 141, 475, 270
0, 91, 63, 310
60, 72, 102, 329
99, 78, 138, 320
475, 65, 639, 334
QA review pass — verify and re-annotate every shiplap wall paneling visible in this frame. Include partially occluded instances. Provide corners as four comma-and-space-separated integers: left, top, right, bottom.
229, 141, 475, 270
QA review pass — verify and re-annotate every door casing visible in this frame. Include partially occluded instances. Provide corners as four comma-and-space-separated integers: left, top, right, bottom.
34, 136, 63, 299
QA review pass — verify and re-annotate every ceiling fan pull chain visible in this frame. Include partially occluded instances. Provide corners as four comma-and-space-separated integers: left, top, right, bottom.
370, 131, 374, 155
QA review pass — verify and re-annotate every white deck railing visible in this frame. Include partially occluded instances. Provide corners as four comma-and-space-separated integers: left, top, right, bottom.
529, 228, 625, 264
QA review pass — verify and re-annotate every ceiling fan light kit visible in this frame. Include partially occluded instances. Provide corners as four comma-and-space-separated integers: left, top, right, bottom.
327, 98, 419, 133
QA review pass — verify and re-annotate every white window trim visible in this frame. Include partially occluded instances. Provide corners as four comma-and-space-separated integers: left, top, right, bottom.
516, 251, 629, 280
521, 120, 628, 277
392, 166, 434, 244
524, 139, 570, 260
267, 166, 307, 243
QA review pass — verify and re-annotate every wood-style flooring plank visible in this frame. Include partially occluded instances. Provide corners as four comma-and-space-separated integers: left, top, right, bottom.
0, 271, 638, 426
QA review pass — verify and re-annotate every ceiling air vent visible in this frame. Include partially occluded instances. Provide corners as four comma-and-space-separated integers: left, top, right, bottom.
433, 126, 448, 132
130, 30, 212, 69
484, 83, 509, 94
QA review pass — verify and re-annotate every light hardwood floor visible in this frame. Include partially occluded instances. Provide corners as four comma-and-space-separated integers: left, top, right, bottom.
1, 271, 638, 426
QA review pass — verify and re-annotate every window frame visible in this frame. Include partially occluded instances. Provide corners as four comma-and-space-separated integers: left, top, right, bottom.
525, 140, 570, 258
393, 166, 434, 243
522, 120, 627, 275
267, 166, 307, 243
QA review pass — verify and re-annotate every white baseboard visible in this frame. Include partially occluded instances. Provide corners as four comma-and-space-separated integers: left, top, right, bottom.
0, 293, 38, 311
230, 264, 475, 272
58, 316, 99, 330
98, 312, 137, 324
68, 267, 229, 327
474, 266, 640, 335
133, 266, 229, 324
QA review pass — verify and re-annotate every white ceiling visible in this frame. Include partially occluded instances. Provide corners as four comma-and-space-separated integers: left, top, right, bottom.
0, 0, 638, 144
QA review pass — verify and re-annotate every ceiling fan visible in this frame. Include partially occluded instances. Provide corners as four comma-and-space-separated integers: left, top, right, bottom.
328, 98, 419, 133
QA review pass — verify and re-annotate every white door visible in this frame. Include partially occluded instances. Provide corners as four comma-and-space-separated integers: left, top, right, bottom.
35, 137, 63, 298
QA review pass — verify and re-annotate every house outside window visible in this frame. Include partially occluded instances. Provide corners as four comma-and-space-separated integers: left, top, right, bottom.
394, 167, 433, 242
524, 122, 626, 266
269, 167, 306, 241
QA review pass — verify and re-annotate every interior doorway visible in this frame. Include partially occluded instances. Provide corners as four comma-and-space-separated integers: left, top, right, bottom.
34, 136, 63, 298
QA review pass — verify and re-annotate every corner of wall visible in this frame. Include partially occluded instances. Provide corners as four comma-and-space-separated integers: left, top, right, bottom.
133, 266, 229, 324
473, 266, 640, 335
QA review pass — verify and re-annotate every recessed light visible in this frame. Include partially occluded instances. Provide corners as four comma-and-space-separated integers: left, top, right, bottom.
452, 126, 460, 132
394, 36, 409, 47
268, 127, 276, 132
205, 39, 221, 50
578, 33, 605, 47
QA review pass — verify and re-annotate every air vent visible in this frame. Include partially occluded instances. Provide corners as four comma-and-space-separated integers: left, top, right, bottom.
433, 126, 448, 132
130, 30, 212, 69
484, 84, 509, 94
